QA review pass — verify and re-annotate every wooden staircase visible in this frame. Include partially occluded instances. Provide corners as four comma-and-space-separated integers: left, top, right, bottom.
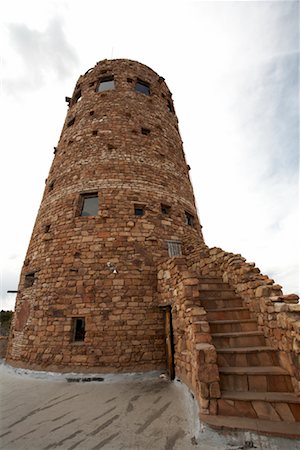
198, 277, 300, 438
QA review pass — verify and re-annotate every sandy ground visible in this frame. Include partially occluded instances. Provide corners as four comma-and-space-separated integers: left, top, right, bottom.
0, 361, 299, 450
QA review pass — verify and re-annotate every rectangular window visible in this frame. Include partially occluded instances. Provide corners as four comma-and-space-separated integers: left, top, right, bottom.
80, 194, 98, 216
167, 99, 175, 113
167, 241, 182, 257
25, 272, 36, 288
97, 76, 115, 92
135, 80, 150, 96
73, 89, 82, 104
134, 204, 145, 216
67, 117, 75, 127
161, 204, 171, 215
185, 211, 194, 227
73, 318, 85, 342
141, 128, 150, 135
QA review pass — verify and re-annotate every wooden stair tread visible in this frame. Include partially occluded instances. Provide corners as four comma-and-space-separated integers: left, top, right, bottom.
219, 366, 288, 375
207, 307, 249, 312
221, 390, 300, 403
217, 346, 276, 353
209, 319, 257, 324
212, 331, 264, 337
200, 414, 300, 438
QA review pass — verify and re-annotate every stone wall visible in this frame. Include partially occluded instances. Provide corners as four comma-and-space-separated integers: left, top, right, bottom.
6, 59, 205, 372
157, 257, 220, 416
188, 246, 300, 392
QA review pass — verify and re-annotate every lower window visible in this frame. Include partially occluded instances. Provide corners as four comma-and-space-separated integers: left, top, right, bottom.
73, 317, 85, 342
167, 240, 182, 257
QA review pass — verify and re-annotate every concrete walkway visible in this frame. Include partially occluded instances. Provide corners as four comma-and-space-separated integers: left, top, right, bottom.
0, 362, 299, 450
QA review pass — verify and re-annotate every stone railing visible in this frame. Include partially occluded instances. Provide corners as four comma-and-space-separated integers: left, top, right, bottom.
188, 246, 300, 392
157, 257, 220, 416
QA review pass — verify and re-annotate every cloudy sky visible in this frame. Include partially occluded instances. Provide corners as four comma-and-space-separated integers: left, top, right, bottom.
1, 0, 299, 310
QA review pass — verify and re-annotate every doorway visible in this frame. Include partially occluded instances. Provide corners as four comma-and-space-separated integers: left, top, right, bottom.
162, 306, 175, 380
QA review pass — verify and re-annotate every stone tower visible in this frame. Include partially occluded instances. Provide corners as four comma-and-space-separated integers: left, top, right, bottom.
7, 59, 205, 372
6, 59, 300, 436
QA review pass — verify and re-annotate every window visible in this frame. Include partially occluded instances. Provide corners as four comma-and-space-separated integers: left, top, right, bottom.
67, 117, 75, 127
134, 204, 145, 216
141, 128, 150, 136
135, 80, 150, 96
73, 90, 82, 104
161, 204, 171, 215
97, 76, 115, 92
185, 211, 194, 227
80, 194, 98, 216
167, 241, 182, 257
167, 99, 175, 113
25, 272, 36, 288
73, 318, 85, 342
44, 224, 51, 233
49, 181, 54, 191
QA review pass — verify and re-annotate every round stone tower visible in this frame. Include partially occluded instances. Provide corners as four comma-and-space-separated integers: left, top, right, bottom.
7, 59, 205, 372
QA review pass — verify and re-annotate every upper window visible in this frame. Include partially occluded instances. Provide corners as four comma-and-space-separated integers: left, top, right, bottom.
134, 204, 145, 217
185, 211, 194, 227
97, 76, 115, 92
135, 80, 150, 96
161, 204, 171, 215
73, 89, 82, 104
80, 194, 98, 216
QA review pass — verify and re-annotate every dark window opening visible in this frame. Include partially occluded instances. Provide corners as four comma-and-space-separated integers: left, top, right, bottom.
161, 204, 171, 215
127, 77, 133, 83
80, 194, 98, 216
97, 76, 115, 92
89, 110, 95, 116
167, 100, 175, 113
44, 224, 51, 233
135, 80, 150, 96
67, 117, 75, 127
92, 130, 98, 136
167, 241, 182, 257
185, 211, 194, 227
134, 205, 145, 216
161, 93, 166, 98
25, 272, 36, 288
89, 81, 95, 87
73, 90, 82, 104
141, 128, 150, 136
73, 317, 85, 342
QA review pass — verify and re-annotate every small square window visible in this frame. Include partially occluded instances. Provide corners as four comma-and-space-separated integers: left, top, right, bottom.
141, 128, 150, 136
185, 211, 194, 227
73, 317, 85, 342
92, 130, 98, 136
44, 224, 51, 233
135, 80, 150, 96
25, 272, 36, 288
134, 205, 145, 216
127, 78, 133, 83
97, 76, 115, 92
67, 117, 75, 127
161, 204, 171, 215
167, 241, 182, 257
80, 194, 98, 216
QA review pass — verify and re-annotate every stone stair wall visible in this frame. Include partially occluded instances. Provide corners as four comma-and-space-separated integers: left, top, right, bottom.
157, 257, 221, 416
188, 246, 300, 393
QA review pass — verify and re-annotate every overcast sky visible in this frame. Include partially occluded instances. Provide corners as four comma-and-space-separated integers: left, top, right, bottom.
1, 0, 299, 310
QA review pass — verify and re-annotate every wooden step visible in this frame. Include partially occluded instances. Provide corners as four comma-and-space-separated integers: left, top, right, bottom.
200, 414, 300, 438
212, 331, 266, 348
221, 391, 300, 403
201, 297, 244, 309
206, 307, 251, 320
219, 366, 294, 392
209, 319, 258, 333
217, 346, 279, 367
